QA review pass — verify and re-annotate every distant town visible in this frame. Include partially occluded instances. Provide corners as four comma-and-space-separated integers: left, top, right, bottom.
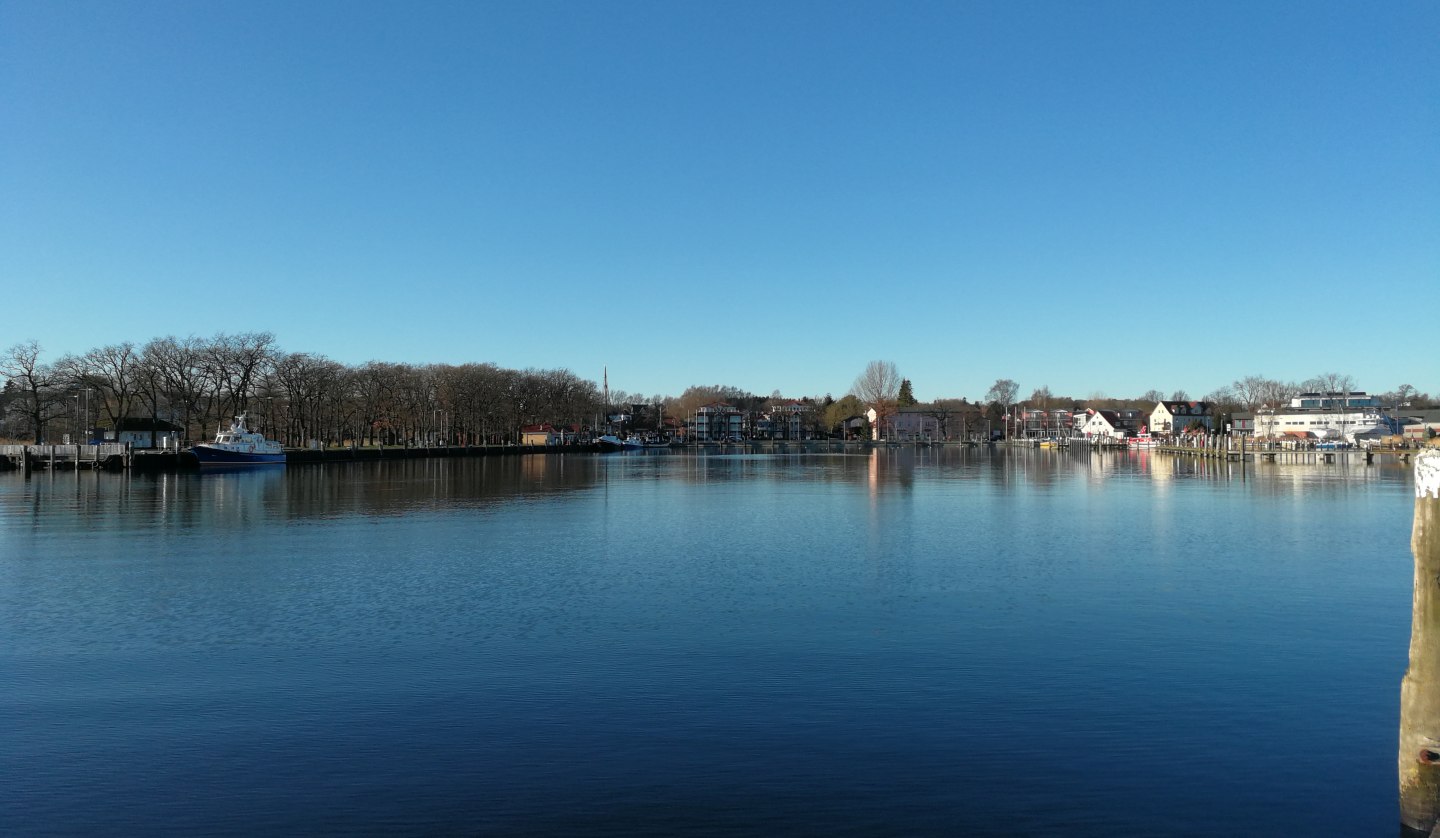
2, 335, 1436, 449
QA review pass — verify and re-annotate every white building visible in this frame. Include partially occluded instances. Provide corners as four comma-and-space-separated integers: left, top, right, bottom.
1150, 401, 1213, 436
1080, 410, 1126, 440
1254, 392, 1392, 442
1079, 409, 1146, 440
107, 418, 185, 448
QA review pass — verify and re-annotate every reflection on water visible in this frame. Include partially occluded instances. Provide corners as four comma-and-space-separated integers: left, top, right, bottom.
4, 447, 1408, 531
0, 447, 1418, 836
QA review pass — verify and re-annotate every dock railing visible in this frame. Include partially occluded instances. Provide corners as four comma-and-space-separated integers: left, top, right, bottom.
1, 443, 131, 471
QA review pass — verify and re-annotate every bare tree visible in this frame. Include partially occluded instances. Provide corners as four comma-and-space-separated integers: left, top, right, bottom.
984, 379, 1021, 438
1262, 379, 1298, 408
1234, 376, 1298, 411
672, 385, 754, 422
852, 361, 901, 439
268, 352, 345, 446
59, 343, 140, 441
140, 336, 207, 442
985, 378, 1019, 410
1317, 372, 1355, 397
0, 340, 65, 442
1230, 375, 1268, 412
1203, 386, 1236, 409
204, 331, 277, 421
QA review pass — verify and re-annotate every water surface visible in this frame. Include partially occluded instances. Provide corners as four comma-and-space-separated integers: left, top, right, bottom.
0, 448, 1416, 835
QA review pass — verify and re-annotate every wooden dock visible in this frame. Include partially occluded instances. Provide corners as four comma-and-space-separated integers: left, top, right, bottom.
0, 443, 131, 473
1157, 440, 1425, 465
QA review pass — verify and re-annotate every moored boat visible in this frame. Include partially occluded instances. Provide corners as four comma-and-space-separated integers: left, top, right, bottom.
191, 413, 285, 465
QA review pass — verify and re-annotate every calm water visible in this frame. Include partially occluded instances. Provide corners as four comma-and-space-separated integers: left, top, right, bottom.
0, 447, 1418, 836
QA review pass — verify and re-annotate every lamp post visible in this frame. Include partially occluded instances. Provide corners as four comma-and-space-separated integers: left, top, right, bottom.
80, 389, 91, 444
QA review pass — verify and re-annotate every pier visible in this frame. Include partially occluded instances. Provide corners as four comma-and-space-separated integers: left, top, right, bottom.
1155, 438, 1425, 466
1401, 450, 1440, 835
0, 444, 131, 473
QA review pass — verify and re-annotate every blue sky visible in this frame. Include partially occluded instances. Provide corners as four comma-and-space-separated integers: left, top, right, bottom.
3, 1, 1435, 402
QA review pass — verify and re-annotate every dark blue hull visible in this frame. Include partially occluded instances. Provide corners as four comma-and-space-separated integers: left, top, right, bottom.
191, 446, 286, 465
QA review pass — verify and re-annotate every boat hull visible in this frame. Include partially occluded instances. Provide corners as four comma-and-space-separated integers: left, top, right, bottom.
191, 445, 286, 465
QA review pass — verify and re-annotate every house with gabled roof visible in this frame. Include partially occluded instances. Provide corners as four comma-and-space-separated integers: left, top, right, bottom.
1150, 401, 1214, 436
1079, 409, 1146, 440
1080, 410, 1124, 440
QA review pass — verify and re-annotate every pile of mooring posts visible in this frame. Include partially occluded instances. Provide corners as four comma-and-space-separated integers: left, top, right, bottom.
1401, 450, 1440, 836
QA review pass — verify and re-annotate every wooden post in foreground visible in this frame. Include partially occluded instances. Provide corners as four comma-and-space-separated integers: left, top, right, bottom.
1401, 450, 1440, 836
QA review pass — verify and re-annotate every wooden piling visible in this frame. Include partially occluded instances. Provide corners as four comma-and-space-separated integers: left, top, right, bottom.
1401, 450, 1440, 836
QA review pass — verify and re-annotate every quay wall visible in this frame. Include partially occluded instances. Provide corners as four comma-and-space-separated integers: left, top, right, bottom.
124, 444, 599, 471
284, 444, 594, 464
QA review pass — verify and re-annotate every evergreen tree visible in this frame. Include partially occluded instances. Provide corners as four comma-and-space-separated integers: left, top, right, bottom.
897, 378, 917, 407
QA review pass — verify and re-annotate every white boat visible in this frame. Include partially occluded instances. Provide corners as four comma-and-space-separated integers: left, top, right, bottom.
1127, 433, 1159, 449
191, 413, 285, 465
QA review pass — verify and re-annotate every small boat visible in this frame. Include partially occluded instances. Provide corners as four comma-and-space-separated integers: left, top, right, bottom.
596, 435, 643, 452
1127, 433, 1159, 449
192, 413, 286, 465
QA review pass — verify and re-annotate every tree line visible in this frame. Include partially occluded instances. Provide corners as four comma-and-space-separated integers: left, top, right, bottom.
2, 337, 1432, 446
0, 334, 602, 447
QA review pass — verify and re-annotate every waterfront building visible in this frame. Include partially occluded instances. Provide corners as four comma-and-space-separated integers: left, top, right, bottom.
867, 408, 940, 442
1400, 409, 1440, 442
104, 418, 184, 448
1150, 401, 1214, 436
1079, 408, 1147, 440
1254, 392, 1394, 442
840, 414, 869, 439
520, 424, 563, 446
694, 403, 744, 441
760, 400, 811, 440
1290, 391, 1381, 409
1079, 410, 1124, 440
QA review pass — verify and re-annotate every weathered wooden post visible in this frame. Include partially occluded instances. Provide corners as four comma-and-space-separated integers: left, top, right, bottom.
1401, 450, 1440, 836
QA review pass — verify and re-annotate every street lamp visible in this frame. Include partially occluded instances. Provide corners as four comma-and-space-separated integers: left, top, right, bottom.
74, 389, 91, 444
